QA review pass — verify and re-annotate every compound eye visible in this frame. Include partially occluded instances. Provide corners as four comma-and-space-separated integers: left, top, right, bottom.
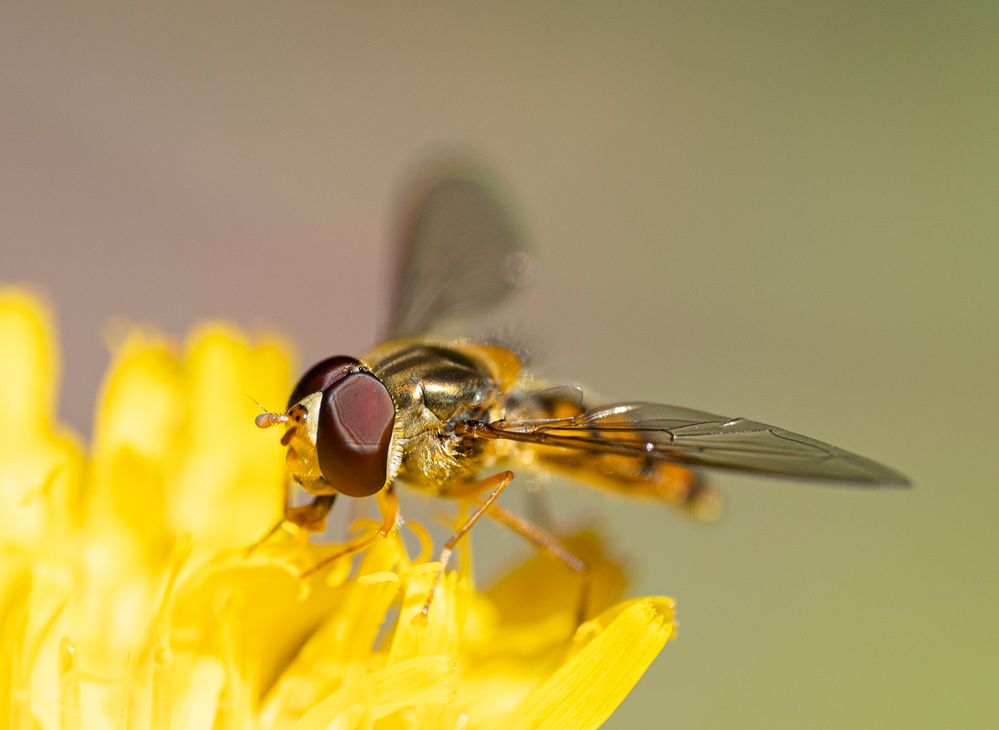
287, 355, 361, 409
316, 372, 395, 497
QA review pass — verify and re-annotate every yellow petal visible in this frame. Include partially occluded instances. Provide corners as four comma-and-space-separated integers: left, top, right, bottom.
0, 290, 82, 546
88, 331, 180, 564
295, 655, 454, 730
380, 564, 463, 728
482, 529, 628, 657
168, 655, 225, 730
169, 556, 343, 698
504, 597, 675, 730
0, 557, 33, 728
389, 563, 464, 664
171, 325, 292, 549
260, 569, 401, 725
0, 289, 57, 438
91, 331, 181, 466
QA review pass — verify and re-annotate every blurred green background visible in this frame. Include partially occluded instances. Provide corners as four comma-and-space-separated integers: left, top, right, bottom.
2, 2, 996, 727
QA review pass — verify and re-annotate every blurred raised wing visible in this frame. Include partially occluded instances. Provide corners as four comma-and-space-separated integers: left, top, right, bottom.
387, 169, 530, 338
484, 401, 910, 486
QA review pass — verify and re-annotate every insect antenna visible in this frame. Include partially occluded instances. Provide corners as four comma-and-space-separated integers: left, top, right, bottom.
245, 393, 289, 429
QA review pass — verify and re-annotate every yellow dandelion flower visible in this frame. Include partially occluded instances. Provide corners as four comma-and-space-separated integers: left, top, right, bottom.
0, 288, 675, 730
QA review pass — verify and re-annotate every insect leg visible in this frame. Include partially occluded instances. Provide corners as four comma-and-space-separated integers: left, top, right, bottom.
437, 476, 506, 499
484, 503, 591, 624
421, 470, 515, 617
299, 486, 399, 579
244, 493, 336, 556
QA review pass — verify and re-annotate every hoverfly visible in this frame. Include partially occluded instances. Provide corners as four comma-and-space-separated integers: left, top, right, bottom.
254, 168, 910, 617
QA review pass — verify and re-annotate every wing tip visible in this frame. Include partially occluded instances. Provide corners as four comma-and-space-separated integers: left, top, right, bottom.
814, 463, 912, 489
871, 472, 913, 489
845, 455, 912, 489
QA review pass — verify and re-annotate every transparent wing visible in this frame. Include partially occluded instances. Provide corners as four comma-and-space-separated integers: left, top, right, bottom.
483, 401, 910, 486
387, 168, 530, 338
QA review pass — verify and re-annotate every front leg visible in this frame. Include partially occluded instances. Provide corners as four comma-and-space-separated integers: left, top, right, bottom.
299, 486, 400, 579
244, 493, 337, 556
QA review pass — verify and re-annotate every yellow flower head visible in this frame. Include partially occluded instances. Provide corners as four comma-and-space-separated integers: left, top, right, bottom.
0, 289, 675, 729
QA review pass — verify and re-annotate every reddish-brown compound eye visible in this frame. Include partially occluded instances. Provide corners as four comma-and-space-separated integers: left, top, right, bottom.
316, 372, 396, 497
287, 355, 361, 409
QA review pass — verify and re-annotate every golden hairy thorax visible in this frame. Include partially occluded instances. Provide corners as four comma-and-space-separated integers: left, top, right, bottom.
363, 339, 522, 489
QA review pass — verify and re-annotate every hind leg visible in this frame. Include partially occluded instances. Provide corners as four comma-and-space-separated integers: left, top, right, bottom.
484, 503, 590, 624
432, 473, 590, 622
422, 471, 516, 617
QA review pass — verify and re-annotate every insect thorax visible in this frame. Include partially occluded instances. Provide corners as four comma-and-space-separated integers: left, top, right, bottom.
364, 339, 516, 488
